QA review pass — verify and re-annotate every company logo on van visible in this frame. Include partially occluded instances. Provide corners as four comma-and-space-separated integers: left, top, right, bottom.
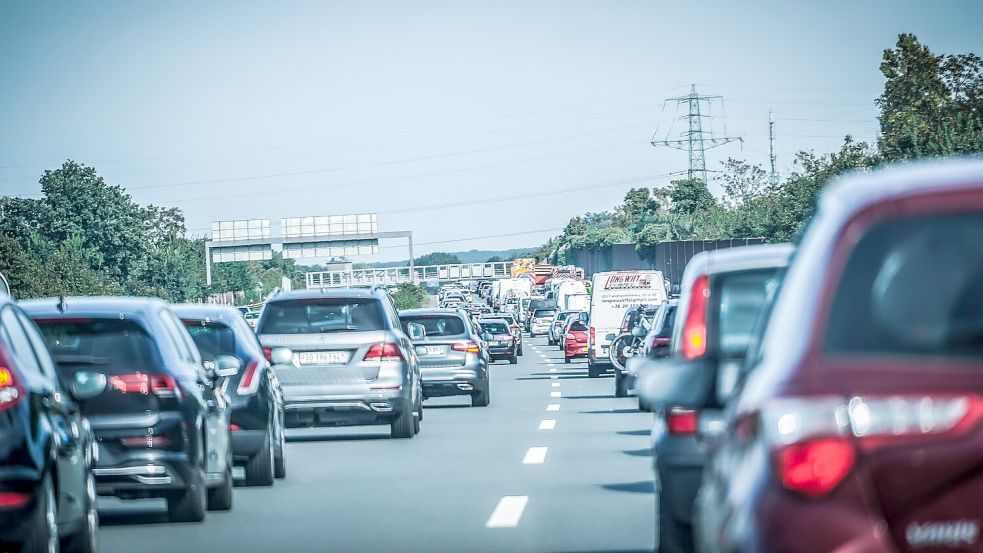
604, 274, 652, 290
906, 520, 979, 548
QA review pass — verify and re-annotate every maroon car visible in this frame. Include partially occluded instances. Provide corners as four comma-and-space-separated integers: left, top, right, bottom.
678, 160, 983, 552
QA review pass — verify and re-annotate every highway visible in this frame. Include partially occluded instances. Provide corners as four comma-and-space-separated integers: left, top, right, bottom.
96, 335, 655, 553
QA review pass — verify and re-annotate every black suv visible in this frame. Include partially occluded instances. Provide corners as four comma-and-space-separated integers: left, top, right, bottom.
24, 297, 236, 523
0, 296, 98, 553
174, 304, 286, 486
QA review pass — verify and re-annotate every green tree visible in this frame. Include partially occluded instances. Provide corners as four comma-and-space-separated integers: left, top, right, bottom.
391, 283, 427, 310
665, 179, 717, 215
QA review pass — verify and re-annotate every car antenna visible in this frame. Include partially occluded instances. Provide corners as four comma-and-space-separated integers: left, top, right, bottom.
57, 296, 68, 313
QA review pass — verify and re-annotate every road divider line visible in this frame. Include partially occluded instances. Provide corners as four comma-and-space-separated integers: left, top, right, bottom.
551, 382, 560, 387
550, 391, 562, 398
539, 419, 556, 430
522, 447, 548, 464
547, 404, 560, 412
486, 496, 529, 528
549, 368, 557, 372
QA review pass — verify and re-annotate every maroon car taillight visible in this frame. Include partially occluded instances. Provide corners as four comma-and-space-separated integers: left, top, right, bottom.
237, 359, 262, 395
0, 492, 31, 509
763, 394, 983, 498
666, 407, 698, 435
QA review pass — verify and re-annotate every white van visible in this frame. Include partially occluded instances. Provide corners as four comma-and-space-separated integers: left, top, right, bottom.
587, 271, 667, 377
555, 280, 588, 311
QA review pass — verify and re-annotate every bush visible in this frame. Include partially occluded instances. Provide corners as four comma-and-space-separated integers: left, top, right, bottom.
391, 283, 427, 310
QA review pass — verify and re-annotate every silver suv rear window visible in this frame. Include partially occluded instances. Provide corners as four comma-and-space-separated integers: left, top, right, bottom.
260, 299, 385, 334
399, 315, 466, 337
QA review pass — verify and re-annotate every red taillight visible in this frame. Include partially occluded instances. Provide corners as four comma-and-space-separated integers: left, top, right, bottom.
262, 347, 273, 362
777, 438, 855, 497
0, 492, 31, 509
451, 342, 481, 353
363, 343, 405, 362
120, 436, 172, 448
0, 344, 24, 412
229, 423, 242, 432
666, 407, 698, 435
109, 373, 176, 398
649, 336, 670, 349
589, 326, 595, 343
237, 359, 262, 395
682, 274, 709, 360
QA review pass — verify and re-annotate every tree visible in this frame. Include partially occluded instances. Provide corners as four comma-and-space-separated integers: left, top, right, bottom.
717, 159, 768, 207
615, 188, 661, 228
414, 252, 461, 266
485, 256, 503, 263
665, 179, 717, 215
0, 235, 46, 298
391, 283, 427, 310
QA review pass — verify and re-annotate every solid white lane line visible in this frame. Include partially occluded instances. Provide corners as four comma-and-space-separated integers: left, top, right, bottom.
539, 419, 556, 430
523, 447, 548, 464
550, 391, 562, 398
547, 404, 560, 412
551, 382, 560, 387
486, 496, 529, 528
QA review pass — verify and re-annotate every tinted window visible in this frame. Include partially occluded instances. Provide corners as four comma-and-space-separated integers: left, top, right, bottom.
1, 306, 47, 384
260, 298, 385, 334
716, 269, 782, 357
481, 322, 510, 334
825, 212, 983, 359
400, 315, 467, 337
656, 306, 677, 338
555, 312, 573, 322
35, 318, 162, 375
181, 319, 236, 360
569, 321, 588, 332
534, 309, 557, 318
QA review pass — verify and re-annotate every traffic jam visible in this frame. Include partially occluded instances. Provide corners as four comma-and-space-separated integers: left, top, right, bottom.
0, 160, 979, 552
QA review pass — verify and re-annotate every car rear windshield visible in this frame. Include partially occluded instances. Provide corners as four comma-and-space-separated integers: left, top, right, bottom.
34, 318, 161, 373
569, 321, 588, 332
181, 320, 235, 359
481, 322, 510, 334
655, 306, 677, 338
824, 212, 983, 359
534, 309, 557, 318
259, 298, 385, 334
556, 311, 573, 321
399, 315, 466, 337
716, 269, 783, 357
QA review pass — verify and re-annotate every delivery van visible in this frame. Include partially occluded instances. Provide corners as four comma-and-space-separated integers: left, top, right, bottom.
587, 271, 667, 377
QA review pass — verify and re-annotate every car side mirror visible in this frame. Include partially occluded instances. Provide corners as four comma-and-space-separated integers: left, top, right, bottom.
213, 354, 242, 378
482, 332, 493, 341
637, 357, 716, 410
70, 371, 107, 400
270, 347, 293, 365
407, 322, 426, 341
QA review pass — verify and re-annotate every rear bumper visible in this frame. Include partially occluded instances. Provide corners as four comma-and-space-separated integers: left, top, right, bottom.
531, 323, 552, 334
93, 452, 196, 498
282, 393, 409, 428
565, 342, 589, 358
422, 368, 482, 398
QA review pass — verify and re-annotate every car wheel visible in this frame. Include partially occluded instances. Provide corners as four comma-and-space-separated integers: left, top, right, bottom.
390, 406, 416, 438
657, 484, 694, 553
615, 371, 629, 398
23, 474, 58, 553
639, 396, 651, 412
471, 380, 490, 407
206, 462, 233, 511
274, 424, 287, 480
587, 361, 602, 378
167, 466, 207, 523
518, 345, 523, 356
63, 470, 98, 553
564, 354, 571, 364
244, 428, 275, 486
509, 354, 518, 364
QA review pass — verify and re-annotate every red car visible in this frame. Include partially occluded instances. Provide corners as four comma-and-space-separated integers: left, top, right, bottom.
563, 317, 589, 363
682, 159, 983, 552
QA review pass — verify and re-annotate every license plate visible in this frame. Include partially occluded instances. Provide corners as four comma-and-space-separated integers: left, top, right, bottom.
297, 351, 349, 365
582, 347, 589, 352
497, 341, 511, 346
420, 345, 446, 356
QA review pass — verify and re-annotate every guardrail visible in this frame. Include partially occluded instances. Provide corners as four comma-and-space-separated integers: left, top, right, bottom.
306, 262, 515, 288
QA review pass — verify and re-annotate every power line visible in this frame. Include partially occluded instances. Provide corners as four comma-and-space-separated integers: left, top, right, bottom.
379, 228, 563, 250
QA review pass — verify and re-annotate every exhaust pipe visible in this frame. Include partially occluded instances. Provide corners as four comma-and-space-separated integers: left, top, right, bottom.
456, 383, 474, 391
370, 402, 394, 412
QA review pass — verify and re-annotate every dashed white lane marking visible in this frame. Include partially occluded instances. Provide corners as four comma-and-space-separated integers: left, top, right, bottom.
549, 368, 557, 372
522, 447, 548, 464
550, 375, 558, 380
486, 496, 529, 528
550, 391, 562, 398
539, 419, 556, 430
547, 404, 560, 412
551, 382, 561, 387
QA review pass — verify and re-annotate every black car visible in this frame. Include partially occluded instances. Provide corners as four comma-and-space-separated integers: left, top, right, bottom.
478, 319, 518, 364
173, 304, 286, 486
24, 297, 236, 523
0, 297, 98, 553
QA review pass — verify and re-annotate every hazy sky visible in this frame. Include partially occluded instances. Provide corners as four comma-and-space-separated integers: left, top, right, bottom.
2, 1, 982, 261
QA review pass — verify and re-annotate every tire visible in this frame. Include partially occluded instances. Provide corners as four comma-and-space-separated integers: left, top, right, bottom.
413, 392, 423, 433
206, 464, 233, 511
588, 361, 603, 378
639, 396, 651, 412
657, 485, 694, 553
564, 354, 571, 364
518, 345, 523, 356
243, 430, 275, 487
390, 406, 416, 439
273, 417, 286, 479
608, 333, 636, 372
509, 354, 518, 364
23, 474, 58, 553
615, 371, 629, 398
167, 466, 206, 523
63, 470, 98, 553
471, 381, 490, 407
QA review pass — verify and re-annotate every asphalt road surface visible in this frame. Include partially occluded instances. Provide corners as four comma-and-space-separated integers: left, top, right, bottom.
98, 335, 655, 553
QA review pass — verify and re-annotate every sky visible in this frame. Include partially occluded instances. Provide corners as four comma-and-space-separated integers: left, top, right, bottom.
1, 0, 982, 262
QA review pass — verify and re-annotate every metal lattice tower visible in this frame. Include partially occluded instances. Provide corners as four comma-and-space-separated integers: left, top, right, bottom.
768, 109, 779, 186
651, 84, 742, 182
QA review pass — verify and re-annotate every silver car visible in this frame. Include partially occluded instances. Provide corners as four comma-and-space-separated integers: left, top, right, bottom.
398, 308, 491, 407
256, 287, 423, 438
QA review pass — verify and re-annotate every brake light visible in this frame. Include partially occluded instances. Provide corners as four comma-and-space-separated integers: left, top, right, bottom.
451, 342, 481, 353
0, 492, 31, 509
778, 438, 854, 497
120, 436, 172, 448
229, 423, 242, 432
681, 274, 709, 359
0, 345, 24, 411
237, 359, 262, 395
589, 326, 595, 344
649, 336, 670, 350
262, 347, 272, 362
565, 333, 575, 341
109, 373, 177, 398
363, 343, 405, 362
666, 407, 698, 435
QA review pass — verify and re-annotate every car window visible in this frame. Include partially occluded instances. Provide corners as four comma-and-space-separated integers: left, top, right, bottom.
15, 309, 60, 382
655, 306, 677, 338
160, 310, 201, 364
480, 322, 510, 334
824, 212, 983, 359
34, 317, 163, 376
399, 315, 467, 337
1, 305, 48, 386
534, 309, 557, 318
260, 298, 385, 334
715, 269, 783, 357
569, 321, 588, 332
181, 319, 236, 360
233, 317, 264, 357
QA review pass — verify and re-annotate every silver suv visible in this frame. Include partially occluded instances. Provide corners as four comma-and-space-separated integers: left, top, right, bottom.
256, 287, 423, 438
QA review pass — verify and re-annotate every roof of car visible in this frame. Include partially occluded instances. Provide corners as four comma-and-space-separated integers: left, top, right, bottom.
685, 243, 795, 279
398, 308, 466, 318
266, 287, 383, 302
171, 303, 244, 322
19, 296, 168, 318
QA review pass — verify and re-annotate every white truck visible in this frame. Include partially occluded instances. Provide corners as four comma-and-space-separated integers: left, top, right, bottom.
587, 271, 667, 378
563, 292, 591, 312
496, 278, 532, 307
555, 280, 589, 311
